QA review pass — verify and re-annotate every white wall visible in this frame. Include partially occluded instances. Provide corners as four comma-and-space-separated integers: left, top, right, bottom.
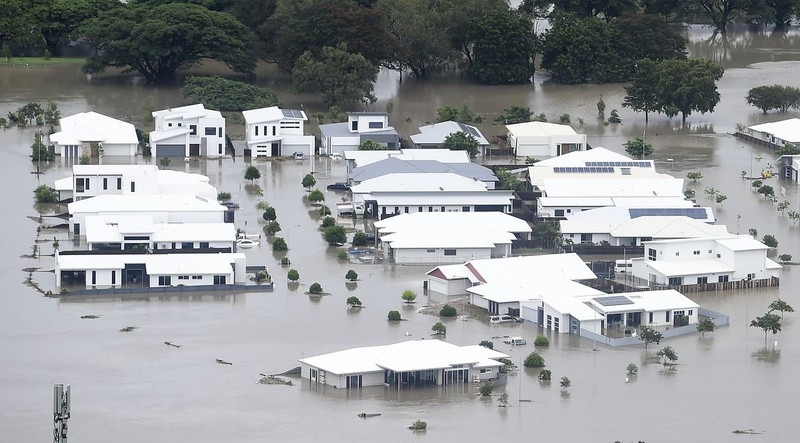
349, 115, 389, 133
393, 247, 490, 264
102, 143, 138, 157
427, 276, 471, 296
82, 268, 123, 288
300, 364, 385, 388
148, 271, 233, 288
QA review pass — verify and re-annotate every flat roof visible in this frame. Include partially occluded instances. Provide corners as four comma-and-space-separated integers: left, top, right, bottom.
242, 106, 306, 123
589, 290, 699, 314
748, 118, 800, 143
644, 258, 735, 276
377, 212, 529, 249
506, 121, 579, 137
69, 194, 225, 214
56, 252, 244, 274
466, 253, 597, 283
351, 172, 488, 193
149, 127, 190, 142
85, 216, 236, 243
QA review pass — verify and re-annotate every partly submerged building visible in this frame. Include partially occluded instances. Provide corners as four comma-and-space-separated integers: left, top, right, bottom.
319, 112, 400, 155
150, 104, 226, 158
347, 156, 498, 188
740, 117, 800, 150
242, 106, 314, 158
299, 340, 509, 389
50, 111, 139, 159
505, 121, 587, 159
410, 120, 490, 154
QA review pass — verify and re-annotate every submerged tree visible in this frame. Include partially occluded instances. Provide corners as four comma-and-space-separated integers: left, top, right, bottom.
656, 346, 678, 365
623, 137, 654, 159
750, 313, 782, 343
291, 43, 378, 108
638, 325, 663, 350
768, 299, 794, 319
697, 318, 716, 337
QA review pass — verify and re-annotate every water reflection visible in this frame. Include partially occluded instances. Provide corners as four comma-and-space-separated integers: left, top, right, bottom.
751, 346, 781, 365
686, 24, 800, 69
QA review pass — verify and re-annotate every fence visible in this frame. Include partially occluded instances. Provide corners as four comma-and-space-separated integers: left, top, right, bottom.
592, 276, 779, 293
60, 283, 273, 297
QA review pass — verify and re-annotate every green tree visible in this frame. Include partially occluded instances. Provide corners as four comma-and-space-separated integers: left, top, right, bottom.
358, 139, 386, 151
345, 270, 358, 281
479, 340, 494, 349
656, 346, 678, 365
346, 296, 362, 307
324, 225, 347, 245
778, 254, 793, 263
439, 304, 457, 317
715, 194, 727, 205
748, 228, 758, 238
308, 189, 324, 204
535, 0, 638, 19
684, 0, 749, 32
560, 376, 571, 391
159, 156, 171, 168
80, 3, 256, 83
30, 132, 54, 162
534, 335, 550, 347
758, 185, 775, 199
746, 85, 800, 113
768, 299, 794, 319
182, 76, 280, 112
496, 169, 525, 192
789, 211, 800, 225
34, 185, 58, 203
750, 312, 781, 343
524, 351, 545, 368
538, 369, 552, 380
217, 192, 231, 201
626, 363, 638, 375
751, 179, 763, 189
776, 144, 800, 156
479, 381, 493, 396
272, 237, 288, 251
614, 13, 687, 64
623, 60, 660, 122
431, 321, 447, 335
436, 105, 460, 123
388, 310, 402, 321
623, 137, 654, 159
762, 234, 778, 248
409, 419, 427, 431
697, 318, 716, 337
467, 9, 535, 85
637, 325, 663, 349
654, 58, 724, 125
441, 0, 508, 71
352, 232, 369, 247
291, 43, 378, 108
686, 171, 703, 182
245, 166, 261, 183
401, 289, 417, 303
498, 105, 533, 124
321, 216, 335, 228
287, 268, 300, 281
497, 392, 509, 407
440, 132, 479, 158
309, 282, 323, 294
265, 221, 282, 236
301, 173, 316, 190
262, 206, 277, 221
31, 0, 121, 56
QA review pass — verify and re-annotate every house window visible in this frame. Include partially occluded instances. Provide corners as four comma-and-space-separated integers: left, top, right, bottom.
131, 182, 136, 192
418, 206, 423, 212
368, 121, 383, 129
480, 368, 492, 374
443, 249, 456, 256
675, 252, 680, 256
91, 271, 96, 285
546, 315, 552, 329
200, 242, 209, 249
716, 253, 721, 258
117, 178, 122, 190
649, 312, 653, 323
441, 206, 446, 212
580, 233, 591, 243
428, 206, 433, 212
666, 310, 671, 322
462, 206, 470, 212
190, 125, 197, 135
697, 276, 708, 284
111, 271, 115, 285
554, 209, 565, 217
76, 178, 85, 193
554, 317, 559, 332
159, 276, 171, 286
718, 275, 729, 283
648, 248, 657, 261
668, 277, 683, 285
272, 126, 276, 136
263, 126, 267, 135
218, 127, 222, 136
688, 310, 693, 315
192, 275, 202, 280
255, 126, 259, 136
103, 178, 108, 190
213, 275, 227, 285
351, 121, 358, 131
693, 250, 700, 255
426, 249, 435, 253
200, 127, 213, 135
404, 206, 409, 213
181, 242, 194, 249
177, 123, 182, 127
621, 168, 631, 175
218, 144, 222, 154
178, 275, 189, 280
566, 209, 572, 213
168, 123, 172, 127
747, 273, 756, 280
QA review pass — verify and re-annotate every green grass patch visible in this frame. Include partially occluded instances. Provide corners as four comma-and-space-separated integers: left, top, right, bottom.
2, 57, 86, 67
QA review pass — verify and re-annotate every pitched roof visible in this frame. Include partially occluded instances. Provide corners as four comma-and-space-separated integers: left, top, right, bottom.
748, 118, 800, 143
348, 157, 497, 183
410, 120, 490, 145
51, 112, 138, 145
351, 172, 488, 193
505, 121, 579, 137
242, 106, 306, 124
533, 147, 638, 167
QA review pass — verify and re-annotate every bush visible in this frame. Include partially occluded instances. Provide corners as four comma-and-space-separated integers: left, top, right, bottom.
309, 282, 323, 294
534, 335, 550, 347
34, 185, 58, 203
319, 205, 332, 216
337, 250, 349, 260
523, 351, 545, 368
401, 289, 417, 303
287, 269, 299, 282
265, 221, 281, 235
538, 369, 552, 381
280, 257, 291, 266
308, 189, 324, 204
244, 165, 261, 182
388, 310, 401, 321
217, 192, 231, 201
431, 321, 447, 335
262, 206, 276, 221
479, 340, 494, 350
439, 304, 457, 317
346, 296, 362, 307
762, 234, 778, 248
626, 363, 638, 376
779, 254, 792, 263
352, 231, 368, 247
479, 382, 493, 397
409, 420, 427, 431
321, 216, 335, 228
345, 270, 358, 281
302, 173, 316, 189
272, 237, 288, 251
324, 225, 347, 245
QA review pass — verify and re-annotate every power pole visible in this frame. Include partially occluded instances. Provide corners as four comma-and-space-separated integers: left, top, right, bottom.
53, 384, 71, 443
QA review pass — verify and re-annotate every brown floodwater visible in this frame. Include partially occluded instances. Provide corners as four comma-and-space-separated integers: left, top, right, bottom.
1, 24, 800, 442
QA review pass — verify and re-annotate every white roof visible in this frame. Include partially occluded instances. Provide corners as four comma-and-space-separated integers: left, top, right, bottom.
506, 121, 579, 137
538, 196, 694, 209
465, 253, 596, 283
344, 149, 470, 168
69, 194, 225, 215
242, 106, 307, 124
467, 279, 603, 304
376, 212, 529, 249
56, 252, 244, 274
426, 263, 477, 280
382, 226, 511, 249
589, 290, 699, 314
366, 192, 513, 206
152, 104, 222, 120
748, 118, 800, 143
71, 165, 159, 176
410, 121, 490, 145
645, 258, 735, 276
85, 216, 236, 244
541, 178, 684, 198
351, 172, 488, 193
645, 235, 770, 251
559, 207, 716, 234
299, 340, 509, 375
54, 176, 72, 192
609, 216, 729, 239
149, 127, 190, 143
533, 147, 637, 167
50, 111, 138, 146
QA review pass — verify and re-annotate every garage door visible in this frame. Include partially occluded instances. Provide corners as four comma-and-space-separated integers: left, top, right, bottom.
156, 144, 185, 157
427, 278, 447, 295
522, 305, 537, 323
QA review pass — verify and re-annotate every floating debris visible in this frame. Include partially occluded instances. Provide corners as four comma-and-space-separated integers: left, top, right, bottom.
80, 315, 100, 319
732, 429, 762, 435
258, 374, 293, 386
119, 326, 138, 332
216, 359, 233, 365
164, 341, 181, 348
358, 413, 381, 418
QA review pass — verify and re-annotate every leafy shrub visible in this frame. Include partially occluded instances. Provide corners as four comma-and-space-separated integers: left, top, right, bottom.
346, 296, 361, 307
431, 322, 446, 335
409, 420, 427, 431
345, 270, 358, 281
534, 335, 549, 347
265, 221, 281, 235
324, 225, 347, 245
538, 369, 552, 381
272, 237, 288, 251
762, 234, 778, 248
287, 269, 299, 282
217, 192, 231, 201
523, 352, 545, 368
321, 216, 335, 228
439, 304, 457, 317
352, 231, 368, 247
308, 189, 324, 204
388, 310, 401, 321
626, 363, 638, 375
34, 185, 58, 203
309, 282, 323, 294
479, 382, 493, 396
319, 205, 332, 216
337, 250, 349, 260
479, 340, 494, 350
401, 289, 417, 303
262, 206, 276, 221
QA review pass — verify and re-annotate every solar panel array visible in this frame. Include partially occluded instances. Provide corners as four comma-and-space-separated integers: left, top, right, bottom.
585, 161, 652, 167
628, 208, 708, 219
281, 109, 304, 118
457, 122, 481, 138
593, 295, 634, 307
553, 166, 614, 173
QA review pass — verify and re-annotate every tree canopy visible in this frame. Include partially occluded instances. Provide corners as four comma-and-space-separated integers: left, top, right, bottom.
291, 43, 378, 108
654, 59, 724, 124
440, 132, 479, 158
182, 76, 280, 112
467, 9, 536, 85
624, 137, 654, 159
80, 2, 256, 82
746, 85, 800, 113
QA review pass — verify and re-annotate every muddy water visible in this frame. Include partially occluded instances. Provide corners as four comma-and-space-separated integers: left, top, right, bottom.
2, 25, 800, 442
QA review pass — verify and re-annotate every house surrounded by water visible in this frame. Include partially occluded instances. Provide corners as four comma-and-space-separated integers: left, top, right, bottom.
49, 111, 139, 159
319, 112, 400, 156
242, 106, 314, 157
150, 104, 226, 158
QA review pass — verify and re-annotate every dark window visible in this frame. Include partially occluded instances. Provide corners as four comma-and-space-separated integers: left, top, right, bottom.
111, 271, 116, 285
76, 178, 85, 193
168, 123, 172, 127
666, 311, 671, 322
718, 275, 729, 283
462, 206, 470, 212
117, 178, 122, 190
688, 310, 693, 315
181, 242, 193, 249
218, 144, 222, 154
668, 277, 682, 285
649, 312, 653, 323
368, 121, 383, 129
200, 242, 209, 249
581, 234, 591, 242
91, 271, 96, 285
103, 178, 107, 190
697, 276, 708, 284
159, 276, 172, 286
255, 126, 259, 136
554, 209, 565, 217
218, 127, 222, 136
648, 248, 657, 261
418, 207, 423, 212
190, 125, 197, 135
130, 182, 135, 192
213, 275, 227, 285
440, 206, 445, 212
351, 121, 358, 131
204, 126, 215, 135
272, 126, 276, 136
428, 206, 433, 212
404, 206, 409, 213
85, 179, 90, 190
443, 249, 457, 256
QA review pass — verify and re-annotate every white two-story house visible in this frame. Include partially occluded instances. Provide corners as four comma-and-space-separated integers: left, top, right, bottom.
150, 104, 226, 158
319, 112, 400, 156
241, 106, 314, 157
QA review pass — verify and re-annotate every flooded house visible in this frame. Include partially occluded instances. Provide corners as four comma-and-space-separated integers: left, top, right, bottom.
242, 106, 314, 158
150, 104, 226, 158
410, 120, 490, 154
49, 111, 139, 159
319, 112, 400, 156
505, 121, 587, 158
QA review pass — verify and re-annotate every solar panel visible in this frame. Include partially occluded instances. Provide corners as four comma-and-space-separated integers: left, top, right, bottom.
593, 296, 634, 307
553, 167, 614, 173
628, 208, 708, 219
584, 161, 652, 168
282, 109, 304, 118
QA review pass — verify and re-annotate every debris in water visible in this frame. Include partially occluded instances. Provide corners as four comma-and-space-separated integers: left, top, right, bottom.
732, 429, 762, 435
257, 374, 293, 386
164, 341, 181, 348
81, 315, 100, 319
358, 413, 381, 418
119, 326, 137, 332
216, 359, 233, 365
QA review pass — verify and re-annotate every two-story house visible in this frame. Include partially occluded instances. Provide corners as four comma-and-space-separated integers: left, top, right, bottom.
150, 104, 226, 158
241, 106, 314, 157
319, 112, 400, 156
